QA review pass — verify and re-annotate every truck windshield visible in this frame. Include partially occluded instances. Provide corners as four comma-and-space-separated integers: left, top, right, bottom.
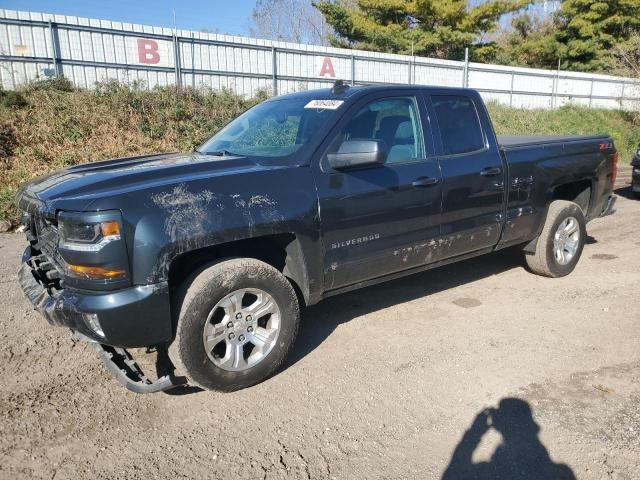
197, 98, 341, 160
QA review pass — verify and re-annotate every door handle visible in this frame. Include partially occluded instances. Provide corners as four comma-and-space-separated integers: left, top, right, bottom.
412, 176, 440, 188
480, 167, 503, 177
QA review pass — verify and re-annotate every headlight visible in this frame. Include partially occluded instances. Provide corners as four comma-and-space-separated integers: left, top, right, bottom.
59, 214, 121, 252
56, 211, 129, 285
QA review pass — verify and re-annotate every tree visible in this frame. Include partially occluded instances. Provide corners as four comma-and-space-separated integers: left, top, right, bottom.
554, 0, 640, 72
314, 0, 532, 61
611, 33, 640, 77
493, 13, 565, 67
250, 0, 331, 45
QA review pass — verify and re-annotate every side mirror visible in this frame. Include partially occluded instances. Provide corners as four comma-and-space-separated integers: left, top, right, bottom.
327, 139, 387, 170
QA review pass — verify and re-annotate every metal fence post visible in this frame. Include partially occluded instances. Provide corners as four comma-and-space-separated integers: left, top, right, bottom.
271, 46, 278, 96
408, 57, 412, 85
589, 78, 595, 108
620, 82, 626, 109
172, 34, 182, 89
552, 58, 561, 108
47, 21, 61, 77
462, 48, 469, 88
510, 72, 515, 107
351, 53, 355, 86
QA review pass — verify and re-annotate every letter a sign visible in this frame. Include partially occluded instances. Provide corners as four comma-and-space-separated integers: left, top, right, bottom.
318, 57, 336, 78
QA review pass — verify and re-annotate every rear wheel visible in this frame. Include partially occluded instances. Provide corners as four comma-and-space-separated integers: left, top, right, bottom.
170, 258, 300, 391
525, 200, 586, 278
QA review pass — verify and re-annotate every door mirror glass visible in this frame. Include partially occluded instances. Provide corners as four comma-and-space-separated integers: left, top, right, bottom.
327, 139, 388, 169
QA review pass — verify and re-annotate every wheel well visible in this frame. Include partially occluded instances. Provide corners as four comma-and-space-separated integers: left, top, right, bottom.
168, 234, 308, 316
524, 180, 592, 254
552, 180, 592, 214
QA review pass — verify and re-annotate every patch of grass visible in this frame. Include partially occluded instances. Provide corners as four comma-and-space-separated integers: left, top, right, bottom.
0, 186, 18, 226
0, 90, 28, 109
0, 79, 258, 225
488, 103, 640, 162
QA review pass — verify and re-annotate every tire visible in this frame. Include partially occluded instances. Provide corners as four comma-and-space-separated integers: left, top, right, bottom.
525, 200, 587, 278
169, 258, 300, 392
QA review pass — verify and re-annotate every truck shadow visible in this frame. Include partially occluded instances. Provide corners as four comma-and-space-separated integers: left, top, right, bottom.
159, 247, 527, 395
442, 398, 575, 480
285, 247, 525, 370
614, 185, 637, 200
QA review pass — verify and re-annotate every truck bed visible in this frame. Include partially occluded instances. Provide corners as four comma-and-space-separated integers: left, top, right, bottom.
498, 135, 609, 149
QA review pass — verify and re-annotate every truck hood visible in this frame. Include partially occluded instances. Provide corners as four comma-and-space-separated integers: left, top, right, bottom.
15, 152, 275, 214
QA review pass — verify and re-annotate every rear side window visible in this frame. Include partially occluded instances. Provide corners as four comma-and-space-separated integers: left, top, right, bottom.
432, 95, 485, 155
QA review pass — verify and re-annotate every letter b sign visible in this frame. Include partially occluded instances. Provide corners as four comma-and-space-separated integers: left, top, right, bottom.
137, 39, 160, 64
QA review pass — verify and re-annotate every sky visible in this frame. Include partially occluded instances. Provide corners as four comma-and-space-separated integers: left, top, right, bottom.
0, 0, 257, 35
1, 0, 554, 38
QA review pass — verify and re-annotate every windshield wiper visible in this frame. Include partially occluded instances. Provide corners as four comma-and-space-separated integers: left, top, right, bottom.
198, 150, 244, 157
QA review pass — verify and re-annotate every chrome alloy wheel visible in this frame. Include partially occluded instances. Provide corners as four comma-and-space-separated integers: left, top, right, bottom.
202, 288, 281, 372
553, 216, 580, 266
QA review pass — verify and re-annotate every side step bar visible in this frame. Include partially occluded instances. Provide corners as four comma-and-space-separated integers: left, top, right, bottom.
72, 331, 187, 394
92, 343, 187, 394
600, 195, 617, 217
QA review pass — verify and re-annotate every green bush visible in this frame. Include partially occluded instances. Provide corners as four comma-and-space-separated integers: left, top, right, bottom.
26, 76, 75, 93
0, 90, 28, 109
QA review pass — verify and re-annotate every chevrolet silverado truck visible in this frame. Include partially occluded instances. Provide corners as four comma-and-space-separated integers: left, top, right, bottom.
16, 83, 618, 393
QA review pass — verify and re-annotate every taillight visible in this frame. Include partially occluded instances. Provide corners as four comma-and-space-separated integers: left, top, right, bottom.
612, 152, 619, 184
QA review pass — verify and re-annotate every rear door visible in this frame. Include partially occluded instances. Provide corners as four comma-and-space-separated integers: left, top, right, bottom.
313, 91, 442, 291
428, 93, 506, 258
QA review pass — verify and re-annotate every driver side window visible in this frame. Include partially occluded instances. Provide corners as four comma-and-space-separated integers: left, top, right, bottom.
326, 96, 425, 165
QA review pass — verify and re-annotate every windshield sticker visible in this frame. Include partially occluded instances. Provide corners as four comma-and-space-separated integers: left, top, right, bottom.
304, 99, 344, 110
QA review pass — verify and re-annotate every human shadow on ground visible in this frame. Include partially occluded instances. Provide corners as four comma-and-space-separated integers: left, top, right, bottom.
442, 398, 576, 480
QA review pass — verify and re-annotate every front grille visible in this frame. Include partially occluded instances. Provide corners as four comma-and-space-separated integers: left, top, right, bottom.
26, 213, 65, 290
35, 215, 59, 261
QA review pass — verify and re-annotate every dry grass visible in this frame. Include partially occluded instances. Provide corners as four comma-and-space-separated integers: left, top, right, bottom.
0, 79, 264, 223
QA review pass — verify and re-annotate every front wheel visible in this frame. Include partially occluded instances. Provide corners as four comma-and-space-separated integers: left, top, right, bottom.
525, 200, 587, 278
170, 258, 300, 391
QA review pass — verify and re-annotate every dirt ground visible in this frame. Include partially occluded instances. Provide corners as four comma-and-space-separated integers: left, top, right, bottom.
0, 167, 638, 480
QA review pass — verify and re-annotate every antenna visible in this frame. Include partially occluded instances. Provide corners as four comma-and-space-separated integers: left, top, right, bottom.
332, 79, 349, 94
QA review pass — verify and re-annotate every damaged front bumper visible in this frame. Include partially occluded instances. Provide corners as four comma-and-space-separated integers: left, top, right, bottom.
19, 246, 184, 393
19, 246, 173, 347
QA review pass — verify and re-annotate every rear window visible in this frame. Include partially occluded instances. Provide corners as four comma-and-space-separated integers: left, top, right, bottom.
432, 95, 485, 155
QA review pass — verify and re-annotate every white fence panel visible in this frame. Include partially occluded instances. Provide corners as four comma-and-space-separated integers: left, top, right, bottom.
0, 8, 638, 110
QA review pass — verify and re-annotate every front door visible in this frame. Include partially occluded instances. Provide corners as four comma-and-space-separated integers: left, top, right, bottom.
313, 92, 442, 291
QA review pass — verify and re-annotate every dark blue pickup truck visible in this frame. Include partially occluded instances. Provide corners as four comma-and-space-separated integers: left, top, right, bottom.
16, 84, 618, 393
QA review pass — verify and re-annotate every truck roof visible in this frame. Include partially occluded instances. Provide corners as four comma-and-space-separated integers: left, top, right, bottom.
271, 84, 475, 102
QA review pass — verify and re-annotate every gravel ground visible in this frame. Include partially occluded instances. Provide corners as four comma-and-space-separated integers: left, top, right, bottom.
0, 168, 638, 480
